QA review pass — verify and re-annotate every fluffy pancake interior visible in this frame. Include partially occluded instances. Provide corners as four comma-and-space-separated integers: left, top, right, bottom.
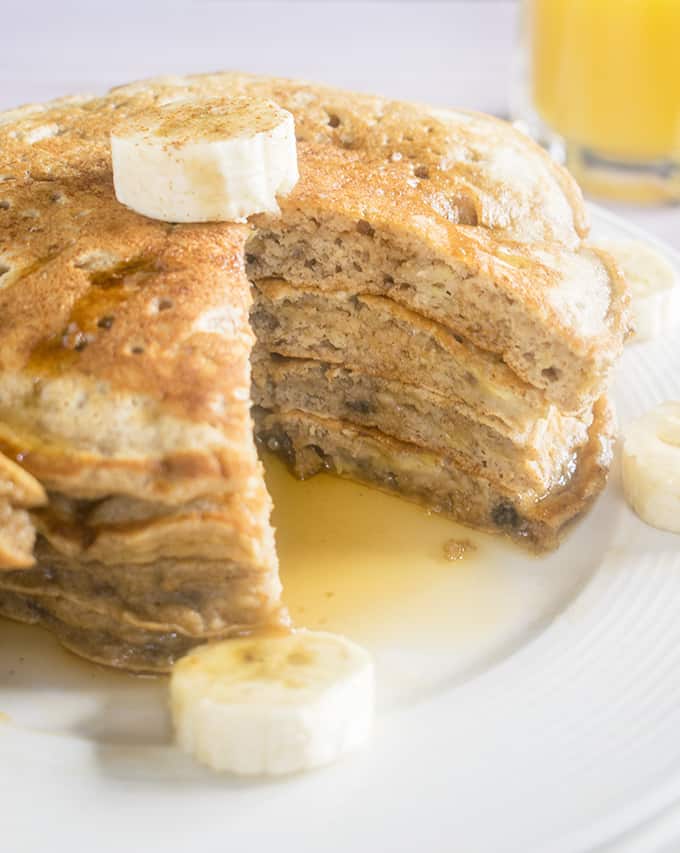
247, 204, 627, 414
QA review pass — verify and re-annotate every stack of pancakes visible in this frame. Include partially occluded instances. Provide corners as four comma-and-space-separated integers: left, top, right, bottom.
0, 164, 282, 669
0, 73, 629, 670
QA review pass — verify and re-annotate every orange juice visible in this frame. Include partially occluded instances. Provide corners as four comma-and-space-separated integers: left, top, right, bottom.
527, 0, 680, 201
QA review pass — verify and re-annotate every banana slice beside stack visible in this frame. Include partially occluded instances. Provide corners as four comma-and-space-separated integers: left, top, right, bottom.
598, 239, 679, 342
111, 96, 299, 222
622, 401, 680, 534
170, 631, 375, 775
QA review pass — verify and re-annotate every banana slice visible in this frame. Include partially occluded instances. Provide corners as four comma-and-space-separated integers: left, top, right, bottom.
0, 499, 38, 569
598, 239, 679, 342
0, 452, 46, 569
170, 630, 374, 775
111, 96, 299, 222
622, 401, 680, 533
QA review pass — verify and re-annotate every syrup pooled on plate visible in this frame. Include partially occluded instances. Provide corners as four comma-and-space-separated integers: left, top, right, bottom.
263, 453, 580, 707
265, 453, 490, 643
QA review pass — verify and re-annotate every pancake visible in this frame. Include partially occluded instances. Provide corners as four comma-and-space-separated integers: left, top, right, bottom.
0, 72, 630, 670
253, 398, 614, 552
247, 198, 629, 414
251, 278, 548, 431
252, 357, 590, 493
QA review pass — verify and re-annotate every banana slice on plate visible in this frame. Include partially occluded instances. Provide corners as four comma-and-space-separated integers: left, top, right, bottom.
111, 96, 299, 222
622, 401, 680, 534
598, 239, 679, 342
170, 630, 375, 776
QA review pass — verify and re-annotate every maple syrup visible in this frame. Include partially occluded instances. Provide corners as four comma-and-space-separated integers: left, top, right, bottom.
266, 452, 495, 644
26, 256, 157, 377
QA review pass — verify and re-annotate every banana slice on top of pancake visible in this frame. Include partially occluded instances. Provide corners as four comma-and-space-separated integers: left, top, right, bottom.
111, 95, 299, 222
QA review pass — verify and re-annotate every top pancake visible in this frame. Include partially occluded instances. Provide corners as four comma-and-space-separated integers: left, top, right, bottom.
0, 71, 588, 244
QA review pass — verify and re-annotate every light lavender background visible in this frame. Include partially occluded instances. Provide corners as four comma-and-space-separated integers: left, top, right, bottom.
2, 0, 678, 247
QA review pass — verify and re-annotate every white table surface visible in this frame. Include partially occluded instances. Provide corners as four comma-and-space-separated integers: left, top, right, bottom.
3, 0, 678, 249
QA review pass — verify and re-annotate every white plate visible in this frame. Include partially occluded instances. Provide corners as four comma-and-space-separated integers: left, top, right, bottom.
2, 204, 680, 853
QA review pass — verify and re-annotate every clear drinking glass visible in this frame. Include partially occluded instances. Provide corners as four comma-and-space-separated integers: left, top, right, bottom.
514, 0, 680, 204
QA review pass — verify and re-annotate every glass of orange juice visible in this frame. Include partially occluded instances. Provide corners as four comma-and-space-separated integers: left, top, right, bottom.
516, 0, 680, 203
